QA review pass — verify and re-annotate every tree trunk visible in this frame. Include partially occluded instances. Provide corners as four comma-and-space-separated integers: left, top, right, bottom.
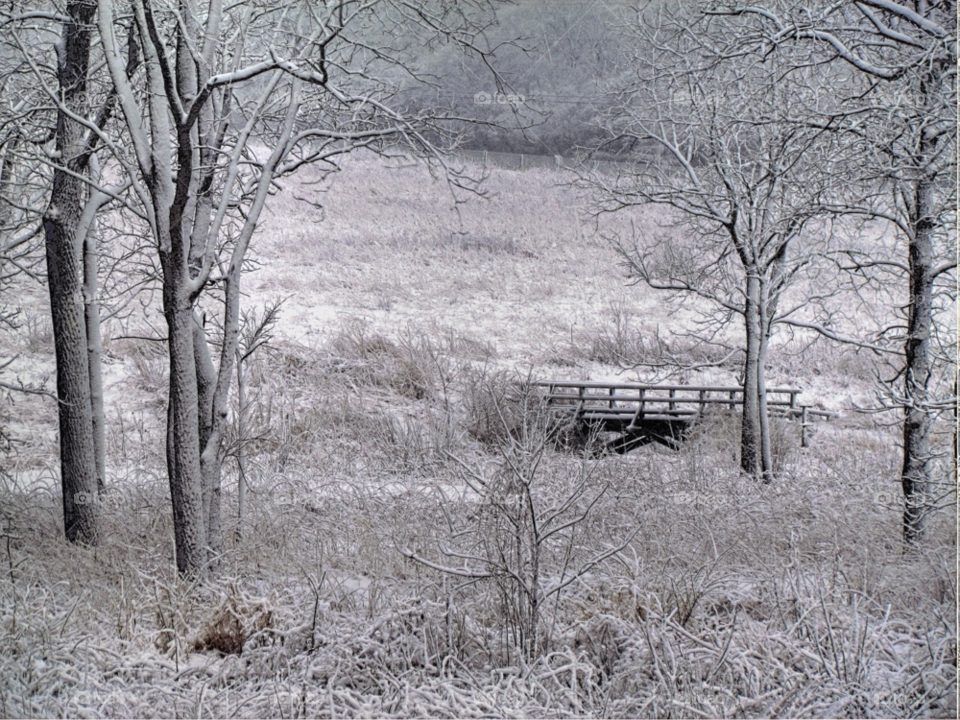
45, 211, 99, 543
740, 275, 763, 477
898, 46, 950, 547
757, 329, 773, 481
83, 220, 106, 493
901, 174, 936, 545
194, 312, 222, 566
236, 349, 248, 540
44, 0, 100, 545
163, 284, 207, 576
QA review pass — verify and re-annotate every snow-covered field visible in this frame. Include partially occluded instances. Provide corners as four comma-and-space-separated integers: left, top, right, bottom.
0, 156, 955, 717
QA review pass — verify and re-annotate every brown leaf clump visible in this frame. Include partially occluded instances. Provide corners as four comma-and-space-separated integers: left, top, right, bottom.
191, 586, 274, 656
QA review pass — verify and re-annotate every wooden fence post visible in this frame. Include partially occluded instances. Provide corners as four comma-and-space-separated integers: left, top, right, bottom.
637, 388, 646, 424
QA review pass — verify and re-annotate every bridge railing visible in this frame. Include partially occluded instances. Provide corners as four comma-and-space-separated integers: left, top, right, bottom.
529, 380, 837, 422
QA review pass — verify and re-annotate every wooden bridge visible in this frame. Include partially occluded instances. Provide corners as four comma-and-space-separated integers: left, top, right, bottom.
532, 380, 837, 454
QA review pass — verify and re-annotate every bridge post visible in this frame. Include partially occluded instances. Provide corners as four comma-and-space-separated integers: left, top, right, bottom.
699, 389, 706, 415
801, 406, 809, 448
628, 388, 646, 428
669, 388, 676, 412
728, 390, 736, 410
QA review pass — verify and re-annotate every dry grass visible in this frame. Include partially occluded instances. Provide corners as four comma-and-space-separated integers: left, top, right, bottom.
0, 155, 954, 717
0, 414, 954, 717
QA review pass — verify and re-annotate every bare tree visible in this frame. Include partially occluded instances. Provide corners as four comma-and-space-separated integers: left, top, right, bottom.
92, 0, 509, 577
2, 2, 142, 543
712, 0, 957, 543
583, 5, 844, 479
232, 299, 282, 540
403, 382, 633, 663
12, 3, 104, 543
41, 1, 115, 543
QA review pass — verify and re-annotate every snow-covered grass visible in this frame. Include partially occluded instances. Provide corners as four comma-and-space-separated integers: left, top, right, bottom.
0, 155, 955, 717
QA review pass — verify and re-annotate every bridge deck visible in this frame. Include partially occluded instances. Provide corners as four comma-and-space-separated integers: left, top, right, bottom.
531, 380, 836, 452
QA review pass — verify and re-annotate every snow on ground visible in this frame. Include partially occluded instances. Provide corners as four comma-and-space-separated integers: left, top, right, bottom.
1, 154, 953, 719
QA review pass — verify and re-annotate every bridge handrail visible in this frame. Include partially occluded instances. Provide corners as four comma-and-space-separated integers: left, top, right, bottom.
543, 394, 801, 407
530, 380, 800, 394
529, 380, 838, 418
